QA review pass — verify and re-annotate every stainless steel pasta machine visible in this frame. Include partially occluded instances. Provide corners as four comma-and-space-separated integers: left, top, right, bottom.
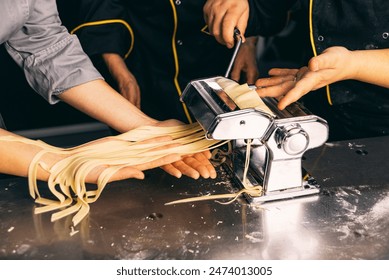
181, 76, 329, 202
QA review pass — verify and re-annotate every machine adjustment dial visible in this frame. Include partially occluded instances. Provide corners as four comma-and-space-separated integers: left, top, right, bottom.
276, 124, 309, 155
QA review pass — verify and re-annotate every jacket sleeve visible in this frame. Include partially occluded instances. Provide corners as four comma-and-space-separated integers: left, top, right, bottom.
75, 0, 132, 58
5, 0, 102, 104
246, 0, 296, 37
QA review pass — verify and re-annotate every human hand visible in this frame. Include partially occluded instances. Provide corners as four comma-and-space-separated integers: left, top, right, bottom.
161, 150, 217, 180
117, 70, 141, 109
102, 53, 141, 109
230, 37, 259, 84
155, 120, 217, 180
255, 46, 354, 110
203, 0, 249, 48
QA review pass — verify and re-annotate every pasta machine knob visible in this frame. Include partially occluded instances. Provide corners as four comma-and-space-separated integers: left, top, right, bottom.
276, 124, 309, 155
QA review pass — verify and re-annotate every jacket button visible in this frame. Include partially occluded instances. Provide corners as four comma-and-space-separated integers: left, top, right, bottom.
177, 40, 183, 46
175, 0, 181, 5
318, 35, 324, 42
383, 32, 389, 39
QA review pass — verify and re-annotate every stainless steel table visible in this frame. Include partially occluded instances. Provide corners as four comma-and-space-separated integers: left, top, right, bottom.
1, 136, 389, 260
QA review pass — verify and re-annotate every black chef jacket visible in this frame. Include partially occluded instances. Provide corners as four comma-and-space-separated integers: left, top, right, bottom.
0, 113, 5, 129
247, 0, 389, 141
74, 0, 236, 123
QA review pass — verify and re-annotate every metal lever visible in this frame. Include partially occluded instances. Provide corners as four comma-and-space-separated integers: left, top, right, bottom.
224, 28, 243, 78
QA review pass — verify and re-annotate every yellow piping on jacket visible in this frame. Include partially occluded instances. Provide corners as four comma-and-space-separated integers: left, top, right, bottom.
169, 0, 193, 123
309, 0, 333, 105
71, 19, 134, 59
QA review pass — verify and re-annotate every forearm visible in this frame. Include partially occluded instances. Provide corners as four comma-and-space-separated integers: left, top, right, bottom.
0, 129, 56, 180
102, 53, 132, 86
350, 48, 389, 88
59, 79, 157, 132
101, 53, 141, 106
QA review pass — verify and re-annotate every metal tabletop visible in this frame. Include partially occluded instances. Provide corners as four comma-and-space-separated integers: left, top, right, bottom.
1, 135, 389, 260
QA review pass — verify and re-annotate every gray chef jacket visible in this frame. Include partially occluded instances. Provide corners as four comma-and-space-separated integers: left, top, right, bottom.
0, 0, 102, 108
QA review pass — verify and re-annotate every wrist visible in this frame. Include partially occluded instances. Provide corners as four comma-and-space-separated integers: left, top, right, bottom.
348, 50, 365, 81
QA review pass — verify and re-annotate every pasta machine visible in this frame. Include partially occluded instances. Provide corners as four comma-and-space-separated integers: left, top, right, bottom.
180, 76, 329, 203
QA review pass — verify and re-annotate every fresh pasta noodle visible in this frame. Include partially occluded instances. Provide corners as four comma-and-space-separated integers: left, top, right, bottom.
0, 123, 225, 226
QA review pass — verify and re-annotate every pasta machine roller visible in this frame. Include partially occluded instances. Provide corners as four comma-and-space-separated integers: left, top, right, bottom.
181, 76, 329, 202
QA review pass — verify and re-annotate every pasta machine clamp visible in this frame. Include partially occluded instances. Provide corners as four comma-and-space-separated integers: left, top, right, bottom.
180, 76, 329, 203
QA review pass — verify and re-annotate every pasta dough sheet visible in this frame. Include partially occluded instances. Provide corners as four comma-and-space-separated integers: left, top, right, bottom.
216, 77, 275, 116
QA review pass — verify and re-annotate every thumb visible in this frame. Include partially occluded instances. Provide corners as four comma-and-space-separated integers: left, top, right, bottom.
308, 56, 321, 72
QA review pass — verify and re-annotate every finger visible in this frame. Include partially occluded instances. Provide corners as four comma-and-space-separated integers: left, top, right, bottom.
194, 152, 217, 179
222, 16, 239, 48
203, 2, 214, 29
221, 16, 236, 47
201, 149, 212, 159
171, 160, 200, 179
182, 156, 210, 179
308, 50, 340, 72
230, 63, 242, 81
245, 68, 259, 84
203, 5, 210, 24
277, 75, 320, 110
295, 66, 309, 81
308, 56, 321, 72
256, 81, 296, 98
160, 163, 182, 178
211, 12, 227, 45
255, 75, 296, 87
236, 10, 249, 43
129, 95, 139, 108
135, 87, 141, 109
182, 151, 216, 179
206, 13, 215, 35
268, 68, 299, 77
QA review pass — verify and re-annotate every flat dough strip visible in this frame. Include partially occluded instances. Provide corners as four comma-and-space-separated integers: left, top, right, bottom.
216, 77, 274, 116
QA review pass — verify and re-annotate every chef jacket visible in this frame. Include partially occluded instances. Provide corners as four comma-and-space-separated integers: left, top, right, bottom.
74, 0, 237, 123
0, 0, 102, 105
246, 0, 389, 140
